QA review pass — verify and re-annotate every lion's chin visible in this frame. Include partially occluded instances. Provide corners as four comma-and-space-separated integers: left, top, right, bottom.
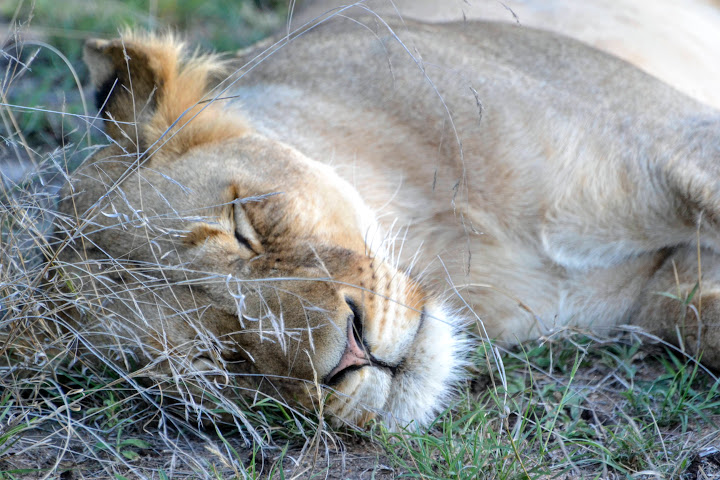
326, 303, 468, 429
326, 367, 392, 427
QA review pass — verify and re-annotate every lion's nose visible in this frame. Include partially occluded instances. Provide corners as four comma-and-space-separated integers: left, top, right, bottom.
323, 298, 370, 385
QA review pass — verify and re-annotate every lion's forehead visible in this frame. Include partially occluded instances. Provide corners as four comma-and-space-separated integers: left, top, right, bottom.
159, 139, 383, 257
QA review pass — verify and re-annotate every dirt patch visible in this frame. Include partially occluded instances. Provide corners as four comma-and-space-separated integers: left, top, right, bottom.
1, 425, 398, 479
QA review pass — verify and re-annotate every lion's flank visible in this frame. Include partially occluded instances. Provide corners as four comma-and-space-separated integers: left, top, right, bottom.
84, 30, 248, 160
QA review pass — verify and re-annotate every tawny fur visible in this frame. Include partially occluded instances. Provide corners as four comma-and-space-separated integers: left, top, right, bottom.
295, 0, 720, 109
84, 31, 248, 159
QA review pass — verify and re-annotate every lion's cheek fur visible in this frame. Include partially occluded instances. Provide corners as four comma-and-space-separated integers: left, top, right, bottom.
382, 304, 469, 428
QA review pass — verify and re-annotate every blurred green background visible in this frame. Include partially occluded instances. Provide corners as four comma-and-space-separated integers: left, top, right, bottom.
0, 0, 288, 150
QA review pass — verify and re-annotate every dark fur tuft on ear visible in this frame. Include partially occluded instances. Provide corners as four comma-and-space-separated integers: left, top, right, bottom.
84, 31, 249, 159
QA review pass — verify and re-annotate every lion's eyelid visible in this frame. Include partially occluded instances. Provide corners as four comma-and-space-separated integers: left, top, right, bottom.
232, 200, 264, 255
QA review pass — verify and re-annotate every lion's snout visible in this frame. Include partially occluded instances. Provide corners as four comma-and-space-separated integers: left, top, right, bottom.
323, 302, 372, 385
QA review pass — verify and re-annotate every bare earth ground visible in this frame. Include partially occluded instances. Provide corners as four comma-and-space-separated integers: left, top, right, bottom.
1, 429, 396, 479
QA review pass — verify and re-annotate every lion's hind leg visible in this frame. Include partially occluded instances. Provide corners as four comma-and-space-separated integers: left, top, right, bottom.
633, 246, 720, 369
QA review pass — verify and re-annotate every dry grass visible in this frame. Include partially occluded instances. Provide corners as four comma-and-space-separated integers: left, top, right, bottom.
0, 2, 320, 478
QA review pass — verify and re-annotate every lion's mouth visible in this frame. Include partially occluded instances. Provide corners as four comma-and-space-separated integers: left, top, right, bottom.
324, 307, 417, 387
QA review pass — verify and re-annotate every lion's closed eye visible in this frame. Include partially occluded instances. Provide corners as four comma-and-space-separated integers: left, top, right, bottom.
182, 198, 264, 260
232, 199, 264, 258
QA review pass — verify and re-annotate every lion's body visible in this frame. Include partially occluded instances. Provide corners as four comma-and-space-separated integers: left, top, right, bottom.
56, 4, 720, 427
233, 18, 720, 344
295, 0, 720, 109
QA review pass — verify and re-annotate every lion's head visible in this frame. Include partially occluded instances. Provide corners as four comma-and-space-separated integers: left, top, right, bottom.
55, 32, 466, 428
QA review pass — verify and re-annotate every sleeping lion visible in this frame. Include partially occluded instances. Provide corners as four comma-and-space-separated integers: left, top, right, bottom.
54, 3, 720, 428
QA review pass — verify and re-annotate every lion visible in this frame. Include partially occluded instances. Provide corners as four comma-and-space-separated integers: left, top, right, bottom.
53, 3, 720, 429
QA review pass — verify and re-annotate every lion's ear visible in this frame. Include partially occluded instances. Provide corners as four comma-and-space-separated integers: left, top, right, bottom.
84, 33, 248, 159
84, 35, 182, 147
